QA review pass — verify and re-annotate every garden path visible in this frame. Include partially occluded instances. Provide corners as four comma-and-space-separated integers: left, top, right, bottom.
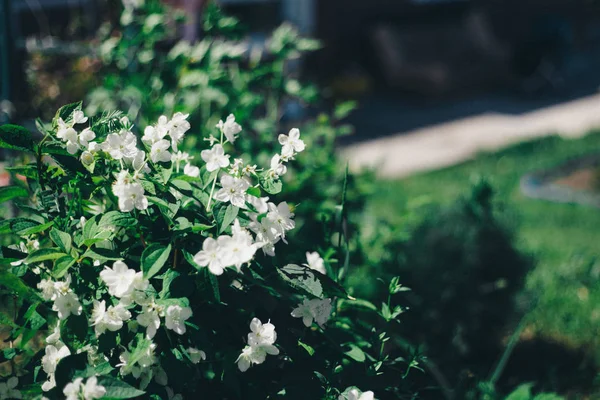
340, 92, 600, 178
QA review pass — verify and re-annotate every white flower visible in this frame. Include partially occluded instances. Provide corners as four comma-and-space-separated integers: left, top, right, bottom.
46, 324, 61, 345
88, 141, 101, 153
201, 144, 230, 172
291, 298, 332, 328
52, 292, 82, 320
79, 128, 96, 147
169, 112, 190, 151
66, 140, 80, 155
248, 215, 280, 256
216, 114, 242, 143
102, 130, 139, 160
57, 126, 77, 143
171, 151, 192, 172
269, 154, 287, 178
72, 110, 88, 125
278, 128, 304, 159
117, 350, 140, 377
305, 251, 326, 275
80, 151, 94, 167
0, 376, 21, 399
247, 195, 269, 214
218, 222, 257, 271
248, 318, 277, 347
237, 318, 279, 372
214, 174, 249, 208
138, 342, 157, 368
150, 139, 172, 163
142, 124, 167, 147
137, 303, 162, 339
193, 237, 225, 275
236, 346, 254, 372
42, 344, 71, 374
165, 305, 192, 335
340, 388, 376, 400
183, 163, 200, 177
38, 279, 57, 301
266, 202, 295, 240
100, 261, 136, 298
41, 373, 56, 391
187, 347, 206, 364
90, 300, 106, 334
93, 301, 131, 336
131, 150, 150, 173
112, 171, 148, 212
63, 376, 105, 400
82, 377, 106, 399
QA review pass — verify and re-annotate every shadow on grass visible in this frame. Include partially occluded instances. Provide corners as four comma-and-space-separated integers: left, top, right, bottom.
498, 337, 598, 398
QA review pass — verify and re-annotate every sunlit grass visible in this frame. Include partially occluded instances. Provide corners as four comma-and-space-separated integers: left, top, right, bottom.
369, 131, 600, 354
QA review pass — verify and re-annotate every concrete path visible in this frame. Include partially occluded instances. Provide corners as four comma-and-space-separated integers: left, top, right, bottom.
340, 92, 600, 178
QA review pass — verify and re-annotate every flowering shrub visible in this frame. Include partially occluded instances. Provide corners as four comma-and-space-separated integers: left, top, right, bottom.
85, 0, 372, 247
0, 104, 416, 399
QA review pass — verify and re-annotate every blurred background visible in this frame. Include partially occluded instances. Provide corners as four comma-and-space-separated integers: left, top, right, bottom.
3, 0, 600, 398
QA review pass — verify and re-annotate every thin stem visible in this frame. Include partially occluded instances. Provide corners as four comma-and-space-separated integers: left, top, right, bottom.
206, 130, 224, 212
489, 315, 529, 384
206, 174, 218, 211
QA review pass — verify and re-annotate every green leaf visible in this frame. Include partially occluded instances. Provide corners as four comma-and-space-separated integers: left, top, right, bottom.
259, 175, 282, 195
53, 101, 82, 128
191, 223, 214, 233
141, 243, 172, 279
277, 264, 323, 298
208, 268, 221, 302
82, 215, 102, 242
82, 248, 121, 263
0, 124, 35, 152
298, 339, 315, 356
217, 204, 239, 234
506, 383, 534, 400
334, 101, 357, 120
159, 270, 180, 298
0, 271, 40, 299
344, 343, 366, 362
128, 335, 153, 367
54, 353, 88, 390
0, 186, 28, 204
25, 248, 67, 263
20, 221, 53, 236
7, 218, 53, 236
246, 186, 261, 197
5, 164, 38, 180
50, 228, 72, 253
53, 255, 76, 279
97, 376, 145, 399
99, 211, 137, 228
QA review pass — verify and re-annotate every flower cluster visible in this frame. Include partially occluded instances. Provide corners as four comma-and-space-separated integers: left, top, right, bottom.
37, 274, 82, 320
56, 110, 95, 155
41, 328, 71, 391
0, 103, 389, 399
97, 261, 192, 339
63, 376, 106, 400
236, 318, 279, 372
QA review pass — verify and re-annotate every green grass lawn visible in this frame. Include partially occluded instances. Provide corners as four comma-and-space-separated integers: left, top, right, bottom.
368, 132, 600, 356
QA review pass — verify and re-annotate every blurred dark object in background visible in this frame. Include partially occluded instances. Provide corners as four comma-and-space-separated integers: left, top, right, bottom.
315, 0, 600, 98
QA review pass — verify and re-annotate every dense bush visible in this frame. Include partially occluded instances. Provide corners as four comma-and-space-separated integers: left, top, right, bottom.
85, 1, 372, 234
0, 104, 417, 399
